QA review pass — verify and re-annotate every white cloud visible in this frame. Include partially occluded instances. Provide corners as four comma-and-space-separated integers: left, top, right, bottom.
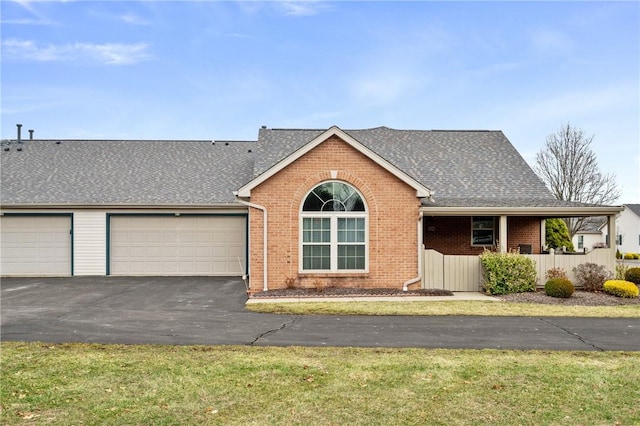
529, 28, 574, 55
1, 0, 58, 25
2, 38, 151, 65
276, 0, 327, 16
119, 12, 150, 26
236, 0, 329, 17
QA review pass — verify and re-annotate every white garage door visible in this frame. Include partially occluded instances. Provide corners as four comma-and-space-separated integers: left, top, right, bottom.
110, 215, 246, 276
0, 215, 72, 276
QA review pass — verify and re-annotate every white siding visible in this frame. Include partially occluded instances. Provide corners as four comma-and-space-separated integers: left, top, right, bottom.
617, 207, 640, 255
73, 211, 107, 275
572, 232, 604, 252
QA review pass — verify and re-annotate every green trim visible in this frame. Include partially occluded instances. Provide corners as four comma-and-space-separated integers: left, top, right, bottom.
0, 212, 74, 276
105, 213, 248, 276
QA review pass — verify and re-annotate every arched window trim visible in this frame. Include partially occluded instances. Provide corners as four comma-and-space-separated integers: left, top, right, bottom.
300, 181, 368, 273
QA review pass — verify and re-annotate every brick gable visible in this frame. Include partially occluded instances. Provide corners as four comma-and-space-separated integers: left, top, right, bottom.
247, 135, 421, 292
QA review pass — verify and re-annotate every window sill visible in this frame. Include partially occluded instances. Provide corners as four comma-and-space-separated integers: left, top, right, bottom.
299, 272, 369, 278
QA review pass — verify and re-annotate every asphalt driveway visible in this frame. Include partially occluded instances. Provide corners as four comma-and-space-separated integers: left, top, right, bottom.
1, 276, 639, 350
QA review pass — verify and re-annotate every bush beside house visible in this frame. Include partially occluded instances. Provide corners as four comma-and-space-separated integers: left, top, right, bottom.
480, 251, 537, 295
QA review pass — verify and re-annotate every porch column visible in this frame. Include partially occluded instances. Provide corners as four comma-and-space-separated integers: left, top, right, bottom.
607, 214, 617, 258
499, 215, 507, 253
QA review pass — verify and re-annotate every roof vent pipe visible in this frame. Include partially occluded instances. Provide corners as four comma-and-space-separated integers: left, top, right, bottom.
16, 124, 22, 143
29, 130, 34, 140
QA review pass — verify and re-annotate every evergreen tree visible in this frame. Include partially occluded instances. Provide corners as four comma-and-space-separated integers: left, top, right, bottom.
545, 218, 575, 252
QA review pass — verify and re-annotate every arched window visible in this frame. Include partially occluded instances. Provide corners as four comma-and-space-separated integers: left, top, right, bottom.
301, 182, 367, 271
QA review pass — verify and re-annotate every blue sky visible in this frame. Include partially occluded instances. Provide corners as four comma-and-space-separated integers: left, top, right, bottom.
2, 0, 639, 202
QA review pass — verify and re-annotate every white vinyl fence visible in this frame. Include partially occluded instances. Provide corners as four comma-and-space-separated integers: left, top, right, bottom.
422, 248, 615, 292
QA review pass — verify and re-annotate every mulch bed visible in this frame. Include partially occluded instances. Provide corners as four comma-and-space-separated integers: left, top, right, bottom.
250, 287, 454, 298
498, 290, 640, 306
250, 287, 640, 306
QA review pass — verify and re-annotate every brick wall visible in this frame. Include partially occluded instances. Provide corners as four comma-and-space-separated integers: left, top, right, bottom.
424, 216, 542, 255
507, 216, 542, 254
246, 135, 421, 292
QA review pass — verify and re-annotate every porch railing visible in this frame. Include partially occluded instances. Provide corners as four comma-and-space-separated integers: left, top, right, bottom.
422, 248, 615, 292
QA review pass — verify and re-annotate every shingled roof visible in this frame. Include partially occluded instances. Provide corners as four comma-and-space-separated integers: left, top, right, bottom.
0, 139, 255, 205
254, 126, 560, 207
0, 126, 595, 208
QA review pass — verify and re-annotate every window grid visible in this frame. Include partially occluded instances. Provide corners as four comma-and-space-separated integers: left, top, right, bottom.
300, 181, 367, 273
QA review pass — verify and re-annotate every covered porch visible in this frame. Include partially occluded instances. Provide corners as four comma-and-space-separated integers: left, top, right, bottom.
418, 204, 623, 292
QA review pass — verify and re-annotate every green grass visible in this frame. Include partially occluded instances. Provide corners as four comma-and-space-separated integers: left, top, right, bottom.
246, 300, 640, 317
2, 342, 639, 425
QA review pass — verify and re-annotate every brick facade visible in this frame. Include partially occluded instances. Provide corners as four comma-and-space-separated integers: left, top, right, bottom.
246, 135, 421, 292
423, 216, 542, 255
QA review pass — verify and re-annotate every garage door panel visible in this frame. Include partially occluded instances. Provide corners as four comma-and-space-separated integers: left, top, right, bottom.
110, 216, 245, 276
0, 215, 72, 276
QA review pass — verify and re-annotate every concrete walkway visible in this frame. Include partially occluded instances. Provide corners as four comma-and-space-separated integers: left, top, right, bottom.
247, 292, 500, 304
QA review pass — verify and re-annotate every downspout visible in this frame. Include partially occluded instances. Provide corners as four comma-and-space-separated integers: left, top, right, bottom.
403, 211, 424, 291
234, 196, 268, 292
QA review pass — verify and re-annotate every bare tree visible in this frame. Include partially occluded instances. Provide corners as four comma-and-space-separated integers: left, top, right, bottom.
534, 123, 620, 238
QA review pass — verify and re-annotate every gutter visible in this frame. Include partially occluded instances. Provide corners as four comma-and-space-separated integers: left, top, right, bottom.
233, 194, 269, 292
0, 203, 248, 210
420, 206, 624, 216
403, 211, 424, 291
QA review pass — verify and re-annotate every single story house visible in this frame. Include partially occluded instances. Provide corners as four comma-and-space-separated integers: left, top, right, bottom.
602, 204, 640, 256
572, 205, 640, 256
572, 217, 607, 252
0, 125, 623, 292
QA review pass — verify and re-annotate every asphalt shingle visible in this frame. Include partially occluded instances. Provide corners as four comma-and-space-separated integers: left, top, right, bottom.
0, 139, 255, 205
254, 126, 560, 207
0, 126, 590, 208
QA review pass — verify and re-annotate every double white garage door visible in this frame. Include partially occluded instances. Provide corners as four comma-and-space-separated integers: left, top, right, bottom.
109, 215, 245, 276
0, 214, 246, 276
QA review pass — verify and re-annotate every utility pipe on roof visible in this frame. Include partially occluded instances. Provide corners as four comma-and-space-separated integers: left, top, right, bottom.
233, 197, 269, 292
403, 210, 424, 291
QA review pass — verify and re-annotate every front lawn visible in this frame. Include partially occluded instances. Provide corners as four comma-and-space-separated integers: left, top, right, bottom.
1, 342, 638, 425
246, 300, 640, 317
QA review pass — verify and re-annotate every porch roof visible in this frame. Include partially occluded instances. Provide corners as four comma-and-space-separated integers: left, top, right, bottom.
421, 197, 623, 216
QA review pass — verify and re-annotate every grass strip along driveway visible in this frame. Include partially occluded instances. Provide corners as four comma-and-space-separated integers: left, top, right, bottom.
2, 342, 639, 425
246, 300, 640, 317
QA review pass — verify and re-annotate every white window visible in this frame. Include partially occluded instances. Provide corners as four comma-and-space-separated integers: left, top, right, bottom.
301, 181, 367, 272
578, 235, 584, 249
471, 216, 495, 246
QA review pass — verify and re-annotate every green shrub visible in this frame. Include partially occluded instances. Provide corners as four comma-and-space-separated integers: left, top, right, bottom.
615, 264, 630, 280
573, 262, 612, 292
624, 267, 640, 285
623, 253, 635, 260
603, 280, 639, 298
544, 278, 575, 298
480, 251, 537, 295
616, 249, 622, 259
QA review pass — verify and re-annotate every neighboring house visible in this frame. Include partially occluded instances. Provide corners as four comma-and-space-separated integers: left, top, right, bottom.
572, 217, 607, 252
0, 126, 622, 292
601, 204, 640, 255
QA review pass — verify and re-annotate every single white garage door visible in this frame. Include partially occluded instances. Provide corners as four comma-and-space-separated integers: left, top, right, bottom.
0, 215, 72, 276
110, 215, 246, 276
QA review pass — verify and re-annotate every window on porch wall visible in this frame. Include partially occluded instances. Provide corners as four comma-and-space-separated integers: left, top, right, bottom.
471, 216, 496, 246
